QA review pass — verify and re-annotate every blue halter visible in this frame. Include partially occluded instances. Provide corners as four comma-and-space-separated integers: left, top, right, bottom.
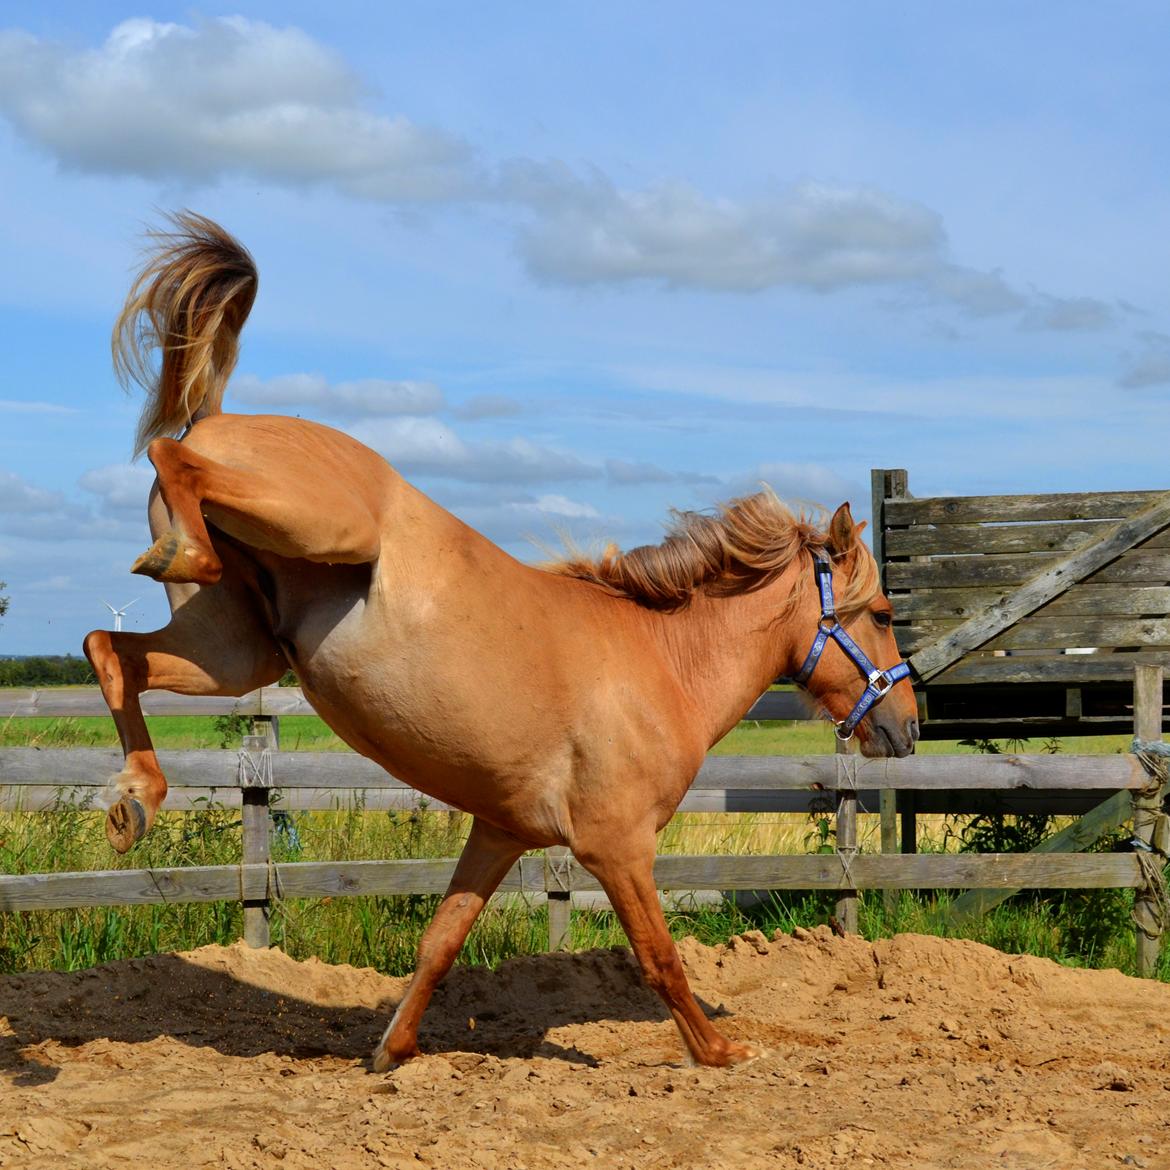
793, 553, 912, 740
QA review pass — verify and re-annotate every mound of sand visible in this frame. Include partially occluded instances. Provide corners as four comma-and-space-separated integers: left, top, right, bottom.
3, 929, 1170, 1168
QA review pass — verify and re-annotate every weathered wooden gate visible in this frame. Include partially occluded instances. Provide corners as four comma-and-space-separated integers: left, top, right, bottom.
871, 470, 1170, 971
872, 469, 1170, 741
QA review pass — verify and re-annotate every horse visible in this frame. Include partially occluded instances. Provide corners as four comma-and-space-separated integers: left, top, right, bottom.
83, 212, 919, 1071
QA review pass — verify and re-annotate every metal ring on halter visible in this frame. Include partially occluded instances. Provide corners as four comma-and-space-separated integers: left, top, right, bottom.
834, 721, 854, 742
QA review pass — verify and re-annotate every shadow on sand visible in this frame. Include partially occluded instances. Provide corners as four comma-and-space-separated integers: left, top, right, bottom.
0, 945, 728, 1082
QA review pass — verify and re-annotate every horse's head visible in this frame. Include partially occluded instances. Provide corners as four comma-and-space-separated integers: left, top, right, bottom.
791, 503, 919, 758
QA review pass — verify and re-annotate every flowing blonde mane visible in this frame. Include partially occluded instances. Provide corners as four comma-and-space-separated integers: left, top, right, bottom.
546, 489, 882, 617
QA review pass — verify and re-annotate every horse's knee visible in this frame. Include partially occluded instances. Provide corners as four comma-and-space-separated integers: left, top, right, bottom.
83, 629, 116, 681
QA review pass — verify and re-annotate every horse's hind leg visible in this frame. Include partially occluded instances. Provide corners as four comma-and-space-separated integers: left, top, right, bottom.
373, 818, 525, 1072
84, 569, 285, 852
574, 832, 762, 1068
133, 428, 383, 585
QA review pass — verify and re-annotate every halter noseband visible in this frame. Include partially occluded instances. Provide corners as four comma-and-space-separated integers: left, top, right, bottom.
793, 553, 912, 740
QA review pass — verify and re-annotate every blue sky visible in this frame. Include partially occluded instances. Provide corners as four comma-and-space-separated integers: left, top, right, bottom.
1, 3, 1169, 654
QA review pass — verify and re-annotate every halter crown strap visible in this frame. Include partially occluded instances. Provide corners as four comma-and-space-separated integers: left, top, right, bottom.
794, 553, 912, 738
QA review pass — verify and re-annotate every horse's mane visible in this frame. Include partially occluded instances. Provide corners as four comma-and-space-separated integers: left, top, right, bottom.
545, 489, 881, 617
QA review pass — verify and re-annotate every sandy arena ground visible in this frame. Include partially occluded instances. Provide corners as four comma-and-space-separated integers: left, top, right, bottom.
2, 927, 1170, 1169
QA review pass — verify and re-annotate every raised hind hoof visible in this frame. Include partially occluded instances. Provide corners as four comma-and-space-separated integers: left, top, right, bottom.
131, 531, 222, 585
106, 797, 148, 853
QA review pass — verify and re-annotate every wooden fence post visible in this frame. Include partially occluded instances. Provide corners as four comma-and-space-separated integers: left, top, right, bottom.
241, 714, 278, 948
1133, 665, 1164, 978
872, 468, 912, 910
835, 735, 859, 934
545, 845, 572, 951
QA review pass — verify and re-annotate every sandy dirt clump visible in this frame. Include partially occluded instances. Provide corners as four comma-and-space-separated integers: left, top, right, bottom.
3, 927, 1170, 1169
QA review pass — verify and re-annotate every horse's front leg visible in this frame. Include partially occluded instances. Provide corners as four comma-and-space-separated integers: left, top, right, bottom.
573, 826, 763, 1068
83, 629, 169, 852
83, 561, 286, 851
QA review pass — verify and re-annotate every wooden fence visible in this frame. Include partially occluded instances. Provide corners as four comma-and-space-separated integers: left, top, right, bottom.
2, 670, 1165, 973
873, 468, 1170, 740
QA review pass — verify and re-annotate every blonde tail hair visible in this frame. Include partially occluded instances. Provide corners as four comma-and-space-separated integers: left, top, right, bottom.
113, 211, 257, 455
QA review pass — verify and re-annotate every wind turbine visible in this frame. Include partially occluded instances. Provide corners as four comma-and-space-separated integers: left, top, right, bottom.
103, 598, 140, 632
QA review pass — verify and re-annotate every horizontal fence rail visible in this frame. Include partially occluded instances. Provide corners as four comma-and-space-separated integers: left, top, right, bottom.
1, 670, 1165, 972
0, 686, 811, 721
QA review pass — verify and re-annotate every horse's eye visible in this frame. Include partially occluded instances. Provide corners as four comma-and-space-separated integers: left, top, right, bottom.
872, 611, 892, 629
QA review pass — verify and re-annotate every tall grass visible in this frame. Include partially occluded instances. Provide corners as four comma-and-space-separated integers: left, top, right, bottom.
0, 711, 1161, 980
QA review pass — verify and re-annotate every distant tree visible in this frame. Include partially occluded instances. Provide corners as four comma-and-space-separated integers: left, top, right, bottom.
0, 656, 95, 687
0, 580, 7, 623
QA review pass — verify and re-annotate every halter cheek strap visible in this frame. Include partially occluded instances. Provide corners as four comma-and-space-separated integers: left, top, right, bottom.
793, 554, 912, 740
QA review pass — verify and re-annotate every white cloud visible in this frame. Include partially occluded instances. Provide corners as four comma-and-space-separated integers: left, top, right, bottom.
605, 458, 677, 485
0, 468, 148, 544
1021, 294, 1117, 332
752, 463, 858, 512
0, 400, 76, 415
513, 176, 947, 293
352, 416, 602, 483
1120, 332, 1170, 389
0, 470, 64, 515
614, 362, 1104, 423
453, 394, 524, 420
508, 494, 601, 519
232, 373, 443, 416
0, 17, 474, 200
78, 463, 154, 512
0, 16, 1123, 330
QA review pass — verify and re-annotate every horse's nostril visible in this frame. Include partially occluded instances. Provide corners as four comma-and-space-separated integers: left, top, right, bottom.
907, 718, 921, 743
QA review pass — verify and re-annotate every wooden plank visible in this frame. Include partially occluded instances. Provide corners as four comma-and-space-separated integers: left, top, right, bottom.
0, 850, 1144, 914
909, 491, 1170, 682
0, 748, 1149, 793
889, 523, 1170, 559
885, 491, 1161, 527
888, 549, 1170, 591
896, 585, 1170, 621
642, 853, 1141, 891
899, 616, 1170, 655
0, 684, 809, 723
888, 520, 1113, 558
0, 864, 255, 912
2, 784, 1127, 820
0, 685, 320, 720
928, 653, 1170, 686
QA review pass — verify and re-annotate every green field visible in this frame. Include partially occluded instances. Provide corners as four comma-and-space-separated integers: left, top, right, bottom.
0, 709, 1160, 981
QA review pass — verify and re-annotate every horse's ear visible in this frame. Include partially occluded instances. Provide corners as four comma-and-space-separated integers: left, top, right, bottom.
827, 503, 858, 558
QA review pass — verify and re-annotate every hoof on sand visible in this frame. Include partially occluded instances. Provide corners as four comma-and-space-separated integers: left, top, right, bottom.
372, 1044, 419, 1074
106, 797, 148, 854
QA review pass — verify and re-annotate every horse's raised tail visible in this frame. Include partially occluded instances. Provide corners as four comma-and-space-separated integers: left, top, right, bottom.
114, 211, 257, 456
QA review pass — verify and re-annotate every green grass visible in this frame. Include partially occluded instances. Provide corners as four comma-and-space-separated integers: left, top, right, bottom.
0, 708, 1162, 981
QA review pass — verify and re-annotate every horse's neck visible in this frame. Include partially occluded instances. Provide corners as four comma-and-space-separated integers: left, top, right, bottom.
655, 563, 807, 748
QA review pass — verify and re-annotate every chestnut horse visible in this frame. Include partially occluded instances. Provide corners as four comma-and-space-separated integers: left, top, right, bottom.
84, 213, 918, 1071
